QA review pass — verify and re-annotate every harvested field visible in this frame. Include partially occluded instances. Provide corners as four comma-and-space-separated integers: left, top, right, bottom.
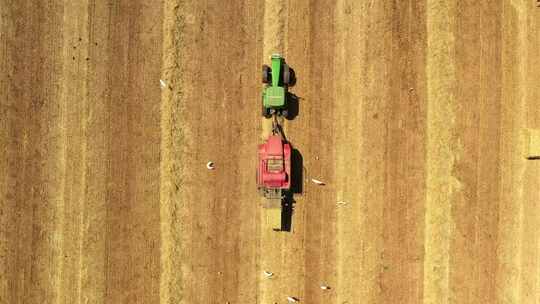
1, 1, 539, 303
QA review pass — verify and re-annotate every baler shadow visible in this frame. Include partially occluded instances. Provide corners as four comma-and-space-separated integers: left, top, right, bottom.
291, 148, 303, 195
281, 148, 303, 232
281, 192, 294, 232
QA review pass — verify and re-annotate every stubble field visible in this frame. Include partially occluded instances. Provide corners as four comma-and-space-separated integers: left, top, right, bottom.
1, 1, 539, 303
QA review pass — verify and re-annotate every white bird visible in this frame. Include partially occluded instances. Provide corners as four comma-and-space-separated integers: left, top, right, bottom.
206, 161, 215, 170
159, 79, 167, 89
336, 201, 348, 206
287, 296, 299, 302
320, 285, 331, 290
263, 271, 273, 278
311, 178, 325, 185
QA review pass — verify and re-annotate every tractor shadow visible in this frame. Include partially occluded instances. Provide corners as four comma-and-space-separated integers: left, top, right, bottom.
281, 147, 303, 232
285, 67, 300, 121
285, 92, 301, 121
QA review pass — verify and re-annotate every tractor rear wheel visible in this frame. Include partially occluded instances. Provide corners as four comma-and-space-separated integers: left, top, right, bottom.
262, 65, 271, 83
262, 104, 271, 118
282, 64, 290, 85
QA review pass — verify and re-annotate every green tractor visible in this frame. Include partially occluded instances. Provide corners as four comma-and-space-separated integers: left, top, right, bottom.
262, 54, 294, 118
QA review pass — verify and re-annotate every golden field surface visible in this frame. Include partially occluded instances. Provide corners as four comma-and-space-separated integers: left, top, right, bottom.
1, 1, 539, 303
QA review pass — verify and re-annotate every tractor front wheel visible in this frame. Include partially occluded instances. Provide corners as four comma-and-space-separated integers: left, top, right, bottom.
262, 65, 271, 83
282, 64, 290, 85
